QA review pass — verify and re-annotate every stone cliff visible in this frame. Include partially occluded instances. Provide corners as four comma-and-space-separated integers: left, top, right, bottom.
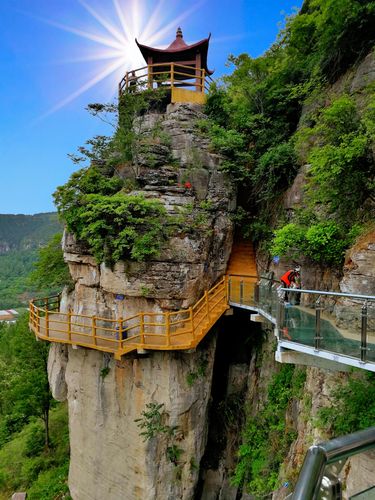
47, 53, 375, 500
48, 103, 236, 499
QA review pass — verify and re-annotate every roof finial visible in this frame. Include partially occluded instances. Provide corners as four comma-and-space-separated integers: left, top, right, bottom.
176, 27, 183, 38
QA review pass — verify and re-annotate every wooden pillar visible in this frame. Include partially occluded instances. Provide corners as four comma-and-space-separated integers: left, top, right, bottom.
195, 53, 202, 92
148, 56, 153, 88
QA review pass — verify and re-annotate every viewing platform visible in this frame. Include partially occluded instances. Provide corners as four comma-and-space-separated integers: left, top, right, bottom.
119, 27, 213, 105
29, 275, 375, 372
119, 62, 211, 105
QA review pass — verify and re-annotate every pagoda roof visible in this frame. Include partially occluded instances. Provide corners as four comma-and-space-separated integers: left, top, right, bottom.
135, 28, 214, 75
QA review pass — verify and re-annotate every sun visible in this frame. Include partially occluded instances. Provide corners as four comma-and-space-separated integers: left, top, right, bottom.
39, 0, 205, 116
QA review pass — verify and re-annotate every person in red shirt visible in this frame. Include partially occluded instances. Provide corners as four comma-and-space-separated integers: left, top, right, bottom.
280, 266, 301, 304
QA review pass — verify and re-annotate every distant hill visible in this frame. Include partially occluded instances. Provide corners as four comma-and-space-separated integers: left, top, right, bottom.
0, 212, 62, 254
0, 212, 63, 309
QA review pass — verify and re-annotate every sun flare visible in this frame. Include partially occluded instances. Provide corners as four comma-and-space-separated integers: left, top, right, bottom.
40, 0, 205, 116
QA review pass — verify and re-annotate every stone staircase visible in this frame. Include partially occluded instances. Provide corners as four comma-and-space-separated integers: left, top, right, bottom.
226, 239, 258, 281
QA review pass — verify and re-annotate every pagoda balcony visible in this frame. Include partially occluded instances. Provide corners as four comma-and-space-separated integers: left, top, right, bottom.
119, 62, 212, 105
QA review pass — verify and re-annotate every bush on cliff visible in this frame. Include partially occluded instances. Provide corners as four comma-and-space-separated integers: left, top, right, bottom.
54, 165, 172, 264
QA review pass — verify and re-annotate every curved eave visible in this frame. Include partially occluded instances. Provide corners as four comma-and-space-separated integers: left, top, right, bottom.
135, 34, 214, 75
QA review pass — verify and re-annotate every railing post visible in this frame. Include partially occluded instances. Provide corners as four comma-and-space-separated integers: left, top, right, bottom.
117, 316, 123, 350
125, 72, 128, 91
276, 299, 285, 340
202, 69, 205, 93
92, 316, 97, 346
205, 291, 210, 318
68, 309, 72, 342
240, 280, 244, 305
171, 63, 174, 90
45, 306, 49, 338
190, 307, 194, 338
140, 313, 145, 346
254, 283, 260, 305
361, 300, 368, 362
315, 296, 322, 350
166, 312, 171, 347
228, 278, 232, 303
148, 65, 152, 89
37, 305, 41, 335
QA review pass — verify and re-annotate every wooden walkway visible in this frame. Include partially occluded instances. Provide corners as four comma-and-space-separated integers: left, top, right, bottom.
29, 241, 258, 359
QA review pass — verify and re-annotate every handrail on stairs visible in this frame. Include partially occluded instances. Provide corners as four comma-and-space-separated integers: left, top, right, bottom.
29, 276, 230, 358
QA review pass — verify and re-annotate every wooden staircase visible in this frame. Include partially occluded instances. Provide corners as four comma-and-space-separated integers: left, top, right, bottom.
226, 239, 258, 282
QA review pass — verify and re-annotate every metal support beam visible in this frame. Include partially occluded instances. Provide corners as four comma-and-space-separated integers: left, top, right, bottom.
315, 296, 322, 350
361, 300, 368, 363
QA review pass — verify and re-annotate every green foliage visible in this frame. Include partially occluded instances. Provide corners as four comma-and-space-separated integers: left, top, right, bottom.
78, 193, 169, 264
0, 315, 53, 447
318, 373, 375, 436
0, 249, 38, 309
26, 463, 71, 500
28, 233, 72, 294
186, 355, 209, 386
54, 165, 171, 265
285, 0, 375, 83
0, 214, 62, 309
0, 213, 61, 252
166, 444, 183, 465
203, 2, 374, 248
295, 95, 375, 221
54, 89, 178, 267
252, 142, 298, 202
100, 367, 110, 379
0, 319, 69, 497
207, 123, 253, 182
270, 93, 374, 265
0, 404, 70, 499
53, 166, 124, 232
271, 221, 362, 266
270, 223, 306, 260
232, 365, 305, 496
134, 402, 172, 441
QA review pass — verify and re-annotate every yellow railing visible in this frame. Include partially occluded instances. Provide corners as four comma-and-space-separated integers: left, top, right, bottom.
29, 276, 247, 359
119, 62, 212, 98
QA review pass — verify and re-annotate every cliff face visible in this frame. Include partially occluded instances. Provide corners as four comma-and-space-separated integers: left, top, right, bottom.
47, 54, 375, 500
48, 103, 236, 499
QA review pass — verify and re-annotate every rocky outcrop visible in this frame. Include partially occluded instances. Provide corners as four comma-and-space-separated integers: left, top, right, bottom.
56, 338, 216, 500
48, 103, 236, 499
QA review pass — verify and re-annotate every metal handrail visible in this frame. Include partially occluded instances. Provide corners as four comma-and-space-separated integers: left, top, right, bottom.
282, 288, 375, 301
291, 426, 375, 499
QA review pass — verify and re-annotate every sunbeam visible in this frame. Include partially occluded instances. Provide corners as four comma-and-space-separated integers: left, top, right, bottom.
77, 0, 127, 45
39, 57, 127, 120
37, 0, 211, 117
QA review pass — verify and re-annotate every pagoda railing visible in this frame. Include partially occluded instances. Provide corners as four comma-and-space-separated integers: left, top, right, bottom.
119, 62, 212, 97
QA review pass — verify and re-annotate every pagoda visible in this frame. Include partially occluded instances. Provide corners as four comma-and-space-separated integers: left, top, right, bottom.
119, 28, 213, 104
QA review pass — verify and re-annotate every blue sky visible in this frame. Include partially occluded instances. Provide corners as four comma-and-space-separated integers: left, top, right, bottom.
0, 0, 302, 215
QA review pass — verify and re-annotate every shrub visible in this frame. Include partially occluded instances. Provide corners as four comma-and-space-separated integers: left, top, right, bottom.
28, 233, 72, 293
252, 142, 298, 202
77, 193, 169, 264
232, 365, 304, 496
270, 223, 306, 260
271, 221, 362, 266
54, 165, 172, 265
318, 373, 375, 436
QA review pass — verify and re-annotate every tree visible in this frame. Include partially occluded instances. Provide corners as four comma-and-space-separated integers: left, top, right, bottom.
28, 233, 72, 293
0, 315, 53, 448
